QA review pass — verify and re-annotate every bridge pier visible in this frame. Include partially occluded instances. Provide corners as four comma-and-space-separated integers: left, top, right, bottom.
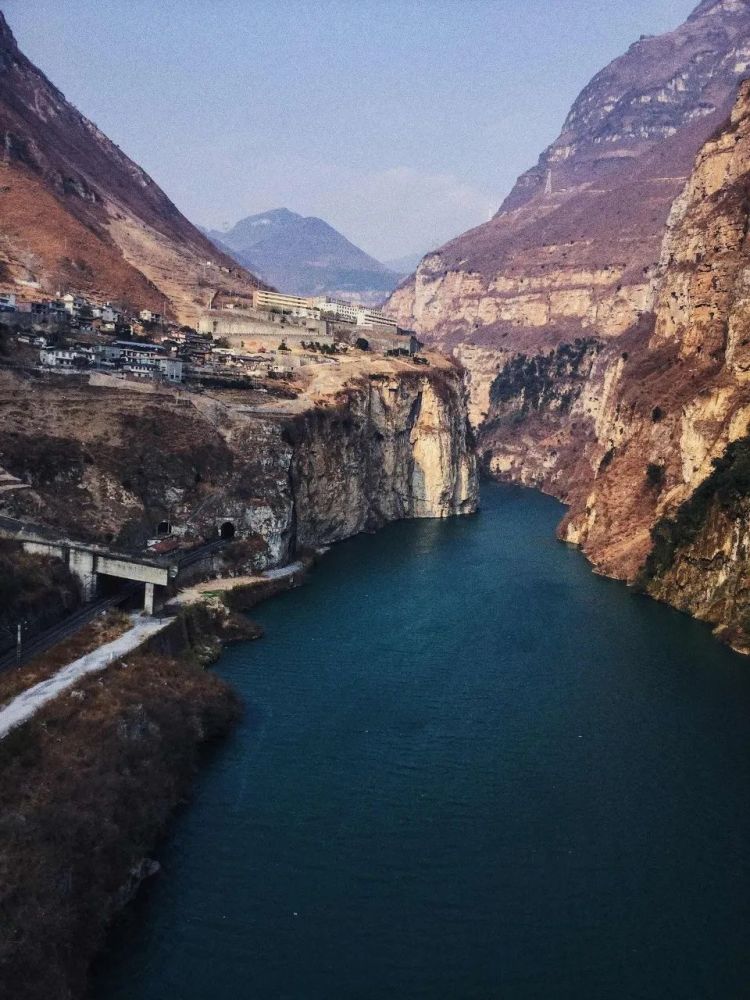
14, 535, 172, 610
67, 548, 98, 601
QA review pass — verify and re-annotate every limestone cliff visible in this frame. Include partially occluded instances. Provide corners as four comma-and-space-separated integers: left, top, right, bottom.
0, 354, 477, 571
385, 0, 750, 649
482, 80, 750, 649
388, 0, 750, 426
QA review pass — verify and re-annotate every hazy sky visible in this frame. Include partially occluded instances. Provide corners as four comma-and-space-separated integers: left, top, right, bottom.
4, 0, 698, 261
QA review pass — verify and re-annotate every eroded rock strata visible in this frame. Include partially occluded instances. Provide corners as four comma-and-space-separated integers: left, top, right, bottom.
389, 0, 750, 650
0, 354, 477, 567
390, 0, 750, 401
485, 81, 750, 649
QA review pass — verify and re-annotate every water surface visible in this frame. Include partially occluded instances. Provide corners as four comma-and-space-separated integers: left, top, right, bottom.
93, 483, 750, 999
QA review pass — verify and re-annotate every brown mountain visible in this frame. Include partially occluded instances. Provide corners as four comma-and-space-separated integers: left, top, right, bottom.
389, 0, 750, 649
0, 11, 265, 322
479, 78, 750, 650
388, 0, 750, 422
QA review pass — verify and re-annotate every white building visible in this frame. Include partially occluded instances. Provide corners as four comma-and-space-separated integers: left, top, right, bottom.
0, 293, 16, 312
95, 340, 183, 382
356, 309, 398, 332
313, 297, 359, 324
40, 348, 90, 369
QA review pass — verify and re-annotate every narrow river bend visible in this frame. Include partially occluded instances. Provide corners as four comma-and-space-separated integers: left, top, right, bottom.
93, 483, 750, 1000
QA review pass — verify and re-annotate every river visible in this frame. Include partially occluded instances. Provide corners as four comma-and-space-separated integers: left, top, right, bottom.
92, 482, 750, 999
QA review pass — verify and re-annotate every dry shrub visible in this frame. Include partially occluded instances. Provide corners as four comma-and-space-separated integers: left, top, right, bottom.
0, 610, 132, 707
0, 654, 241, 1000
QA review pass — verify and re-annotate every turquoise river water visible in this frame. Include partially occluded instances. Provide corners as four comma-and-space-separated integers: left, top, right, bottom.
93, 483, 750, 999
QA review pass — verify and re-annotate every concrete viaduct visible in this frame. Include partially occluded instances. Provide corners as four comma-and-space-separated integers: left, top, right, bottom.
0, 517, 177, 615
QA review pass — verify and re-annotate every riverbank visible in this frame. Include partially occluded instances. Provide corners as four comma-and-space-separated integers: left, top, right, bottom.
0, 556, 315, 1000
90, 482, 750, 1000
0, 647, 241, 1000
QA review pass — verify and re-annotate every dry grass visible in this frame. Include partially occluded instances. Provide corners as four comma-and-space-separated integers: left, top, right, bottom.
0, 610, 132, 708
0, 652, 241, 1000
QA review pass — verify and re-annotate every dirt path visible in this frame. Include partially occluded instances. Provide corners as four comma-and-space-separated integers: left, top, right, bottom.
0, 614, 173, 739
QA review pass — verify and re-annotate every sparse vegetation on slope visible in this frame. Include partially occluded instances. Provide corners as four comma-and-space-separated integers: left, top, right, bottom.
0, 542, 81, 652
643, 435, 750, 580
0, 652, 241, 1000
487, 338, 601, 421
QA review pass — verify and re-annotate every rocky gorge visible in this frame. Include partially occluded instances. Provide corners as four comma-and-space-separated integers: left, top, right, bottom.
0, 352, 477, 573
0, 351, 477, 1000
389, 0, 750, 652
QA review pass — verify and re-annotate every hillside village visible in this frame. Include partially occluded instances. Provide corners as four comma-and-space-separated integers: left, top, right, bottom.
0, 287, 422, 390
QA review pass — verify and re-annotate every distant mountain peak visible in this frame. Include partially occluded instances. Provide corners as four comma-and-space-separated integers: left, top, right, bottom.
236, 207, 302, 228
205, 208, 400, 301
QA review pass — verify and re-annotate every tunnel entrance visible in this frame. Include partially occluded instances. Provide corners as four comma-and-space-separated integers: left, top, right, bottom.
157, 520, 171, 536
220, 521, 236, 540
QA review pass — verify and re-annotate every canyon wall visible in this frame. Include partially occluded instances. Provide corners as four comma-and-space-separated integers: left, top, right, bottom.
483, 81, 750, 649
389, 0, 750, 376
389, 0, 750, 424
388, 0, 750, 650
0, 357, 477, 569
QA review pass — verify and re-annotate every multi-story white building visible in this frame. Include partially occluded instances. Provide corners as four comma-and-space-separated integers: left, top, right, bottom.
39, 348, 90, 369
312, 297, 359, 323
253, 290, 315, 315
355, 309, 398, 331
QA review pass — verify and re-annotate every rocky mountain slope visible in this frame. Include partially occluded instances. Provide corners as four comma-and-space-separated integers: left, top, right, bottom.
0, 12, 265, 323
384, 0, 750, 649
205, 208, 400, 303
388, 0, 750, 423
0, 353, 477, 565
483, 79, 750, 651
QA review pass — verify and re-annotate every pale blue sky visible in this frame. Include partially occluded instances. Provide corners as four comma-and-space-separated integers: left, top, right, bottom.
4, 0, 698, 260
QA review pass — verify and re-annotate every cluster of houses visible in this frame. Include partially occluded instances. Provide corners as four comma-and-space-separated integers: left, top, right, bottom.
0, 283, 422, 390
0, 291, 155, 334
199, 290, 420, 356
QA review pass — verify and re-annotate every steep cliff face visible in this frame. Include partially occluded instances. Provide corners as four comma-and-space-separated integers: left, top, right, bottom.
291, 372, 477, 550
0, 13, 265, 322
388, 0, 750, 424
0, 356, 477, 568
477, 80, 750, 647
642, 438, 750, 651
386, 0, 750, 648
560, 81, 750, 577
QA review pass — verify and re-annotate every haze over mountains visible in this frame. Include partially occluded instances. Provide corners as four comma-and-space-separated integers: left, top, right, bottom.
204, 209, 405, 304
0, 11, 265, 323
389, 0, 750, 362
